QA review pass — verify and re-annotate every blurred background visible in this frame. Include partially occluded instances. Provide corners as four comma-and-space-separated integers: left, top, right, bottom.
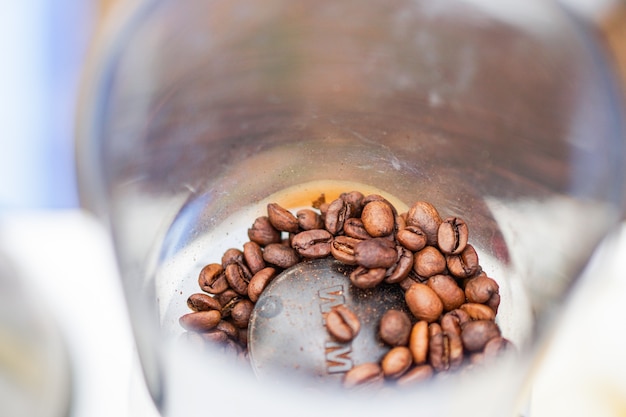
0, 0, 625, 416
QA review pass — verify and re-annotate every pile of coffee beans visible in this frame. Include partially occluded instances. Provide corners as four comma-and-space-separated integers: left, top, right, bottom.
180, 191, 513, 388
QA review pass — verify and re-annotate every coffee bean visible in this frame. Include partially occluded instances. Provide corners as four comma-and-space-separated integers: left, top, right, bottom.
426, 274, 465, 312
340, 190, 365, 217
187, 293, 221, 312
326, 305, 361, 343
217, 289, 240, 308
349, 266, 387, 289
343, 363, 384, 389
222, 248, 245, 268
460, 303, 496, 321
296, 209, 324, 230
330, 235, 361, 265
406, 201, 442, 246
215, 320, 239, 340
262, 243, 300, 269
179, 310, 221, 332
361, 200, 395, 237
198, 263, 229, 295
291, 229, 333, 258
446, 244, 480, 279
483, 337, 515, 359
409, 321, 429, 364
243, 241, 265, 275
397, 226, 428, 252
461, 320, 501, 352
248, 216, 282, 246
465, 275, 500, 314
267, 203, 300, 233
381, 346, 412, 379
437, 217, 469, 255
354, 237, 397, 269
396, 364, 434, 387
231, 299, 254, 328
405, 283, 444, 323
384, 246, 414, 284
379, 309, 412, 346
225, 263, 251, 296
325, 198, 351, 235
343, 218, 372, 240
428, 323, 449, 372
413, 246, 447, 278
440, 313, 464, 370
247, 267, 277, 303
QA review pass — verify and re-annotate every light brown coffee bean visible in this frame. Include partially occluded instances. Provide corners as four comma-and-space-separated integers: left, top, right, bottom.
225, 262, 251, 296
461, 320, 501, 352
200, 329, 229, 344
262, 243, 300, 269
247, 267, 277, 302
396, 364, 434, 387
428, 323, 449, 372
405, 283, 444, 323
343, 363, 384, 389
397, 226, 428, 252
326, 305, 361, 343
384, 246, 414, 284
460, 303, 496, 321
230, 299, 254, 328
354, 237, 397, 269
437, 217, 469, 255
409, 321, 429, 364
296, 209, 324, 230
187, 293, 221, 312
198, 263, 229, 295
267, 203, 299, 233
406, 201, 442, 246
330, 235, 361, 265
440, 313, 464, 370
343, 217, 373, 240
379, 309, 412, 346
465, 275, 501, 314
215, 320, 239, 340
243, 241, 265, 275
361, 200, 395, 237
325, 198, 351, 235
179, 310, 221, 332
221, 248, 245, 267
446, 244, 480, 279
381, 346, 413, 379
248, 216, 282, 246
413, 246, 447, 278
483, 337, 515, 359
291, 229, 333, 258
349, 266, 387, 289
427, 274, 465, 311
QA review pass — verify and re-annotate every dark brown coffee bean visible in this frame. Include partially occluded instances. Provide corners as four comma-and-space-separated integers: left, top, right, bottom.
460, 303, 496, 321
198, 263, 229, 295
221, 248, 244, 267
354, 238, 397, 269
361, 200, 395, 237
340, 190, 365, 217
406, 201, 442, 246
379, 309, 412, 346
409, 321, 429, 364
200, 329, 229, 344
296, 209, 324, 230
385, 246, 414, 284
243, 241, 265, 275
291, 229, 333, 259
215, 320, 239, 340
248, 216, 282, 246
446, 244, 480, 279
446, 308, 471, 327
349, 266, 387, 289
179, 310, 221, 332
440, 313, 464, 370
187, 293, 221, 312
262, 243, 300, 269
381, 346, 412, 379
413, 246, 447, 278
397, 226, 428, 252
437, 217, 469, 255
267, 203, 299, 233
330, 235, 361, 265
343, 218, 372, 240
428, 323, 449, 372
483, 337, 515, 359
231, 299, 254, 328
426, 274, 465, 312
325, 198, 351, 235
343, 363, 384, 389
396, 364, 434, 387
247, 267, 277, 302
461, 320, 501, 352
404, 283, 444, 323
225, 262, 251, 296
465, 275, 500, 314
217, 289, 240, 308
326, 305, 361, 342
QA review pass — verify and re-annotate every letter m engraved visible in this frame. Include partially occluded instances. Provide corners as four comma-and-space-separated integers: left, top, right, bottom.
325, 341, 353, 374
318, 285, 345, 315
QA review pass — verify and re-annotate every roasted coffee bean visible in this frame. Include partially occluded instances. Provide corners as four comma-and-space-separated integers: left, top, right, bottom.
325, 198, 351, 235
231, 299, 254, 328
330, 235, 361, 265
215, 320, 239, 340
217, 289, 240, 308
461, 320, 501, 352
248, 216, 282, 246
381, 346, 412, 379
326, 305, 361, 343
428, 323, 449, 372
243, 241, 265, 275
413, 246, 447, 278
446, 244, 480, 279
427, 274, 465, 312
440, 313, 464, 370
396, 364, 434, 387
267, 203, 300, 233
179, 310, 221, 332
349, 266, 387, 289
483, 337, 514, 359
460, 303, 496, 321
405, 283, 444, 323
187, 293, 221, 312
291, 229, 333, 258
343, 363, 384, 389
437, 217, 469, 255
221, 248, 245, 267
201, 329, 229, 344
465, 275, 500, 313
247, 267, 277, 303
384, 246, 414, 284
340, 190, 365, 217
361, 200, 395, 237
296, 209, 324, 230
406, 201, 442, 246
225, 262, 251, 296
397, 225, 428, 252
343, 218, 373, 240
446, 308, 471, 327
198, 263, 229, 294
354, 237, 397, 269
379, 309, 412, 346
262, 243, 300, 269
409, 321, 429, 364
